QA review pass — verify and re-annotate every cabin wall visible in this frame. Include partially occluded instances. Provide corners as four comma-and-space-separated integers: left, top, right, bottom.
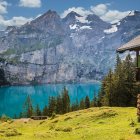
136, 68, 140, 81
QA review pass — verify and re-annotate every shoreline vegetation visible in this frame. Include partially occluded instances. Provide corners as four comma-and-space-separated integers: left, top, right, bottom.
8, 86, 99, 119
0, 80, 101, 88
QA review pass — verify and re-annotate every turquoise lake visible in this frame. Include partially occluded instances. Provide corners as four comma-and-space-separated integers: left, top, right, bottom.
0, 83, 101, 117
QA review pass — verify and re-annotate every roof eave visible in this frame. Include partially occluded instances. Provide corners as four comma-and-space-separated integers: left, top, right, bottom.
117, 44, 140, 53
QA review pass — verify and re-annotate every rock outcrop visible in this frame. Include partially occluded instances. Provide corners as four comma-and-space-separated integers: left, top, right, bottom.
0, 10, 140, 85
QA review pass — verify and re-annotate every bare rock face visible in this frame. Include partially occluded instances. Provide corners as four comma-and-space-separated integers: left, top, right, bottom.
20, 49, 44, 65
0, 10, 140, 85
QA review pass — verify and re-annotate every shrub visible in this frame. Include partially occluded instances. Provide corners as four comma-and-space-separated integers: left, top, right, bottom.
55, 127, 72, 132
51, 112, 56, 119
64, 117, 72, 121
52, 119, 58, 123
63, 127, 72, 132
129, 119, 135, 127
0, 114, 11, 122
135, 128, 140, 135
138, 116, 140, 122
5, 129, 22, 137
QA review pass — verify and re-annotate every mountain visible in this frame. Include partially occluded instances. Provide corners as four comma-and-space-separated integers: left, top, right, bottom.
0, 10, 140, 85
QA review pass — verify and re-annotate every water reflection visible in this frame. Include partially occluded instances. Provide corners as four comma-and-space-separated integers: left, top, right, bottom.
0, 83, 100, 117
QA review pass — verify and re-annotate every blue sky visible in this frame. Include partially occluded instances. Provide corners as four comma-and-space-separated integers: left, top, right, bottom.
0, 0, 140, 29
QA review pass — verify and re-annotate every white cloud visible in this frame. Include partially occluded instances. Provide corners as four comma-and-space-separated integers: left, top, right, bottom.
61, 7, 92, 24
91, 4, 108, 16
0, 15, 33, 29
0, 0, 33, 29
91, 4, 130, 23
61, 7, 92, 18
61, 4, 130, 24
0, 3, 131, 30
0, 0, 9, 14
19, 0, 41, 8
101, 10, 130, 23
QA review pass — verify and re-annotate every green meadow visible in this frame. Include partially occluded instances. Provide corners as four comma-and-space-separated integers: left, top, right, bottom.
0, 107, 140, 140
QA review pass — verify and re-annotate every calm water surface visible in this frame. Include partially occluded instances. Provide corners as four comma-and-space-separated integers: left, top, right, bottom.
0, 83, 101, 117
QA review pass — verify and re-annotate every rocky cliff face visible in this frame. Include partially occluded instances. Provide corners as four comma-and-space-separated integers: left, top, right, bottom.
0, 10, 140, 85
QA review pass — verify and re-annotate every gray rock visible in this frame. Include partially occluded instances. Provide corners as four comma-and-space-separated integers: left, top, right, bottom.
0, 10, 140, 85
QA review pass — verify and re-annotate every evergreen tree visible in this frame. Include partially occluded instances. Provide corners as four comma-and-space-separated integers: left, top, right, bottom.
123, 54, 136, 106
71, 99, 79, 111
115, 53, 122, 73
19, 112, 23, 118
124, 54, 136, 83
103, 69, 114, 106
80, 99, 85, 109
85, 96, 90, 109
71, 103, 76, 111
35, 104, 42, 116
91, 92, 98, 107
98, 79, 106, 106
62, 87, 70, 114
42, 105, 48, 116
75, 98, 79, 110
23, 95, 33, 118
99, 54, 138, 107
56, 95, 63, 114
48, 97, 56, 116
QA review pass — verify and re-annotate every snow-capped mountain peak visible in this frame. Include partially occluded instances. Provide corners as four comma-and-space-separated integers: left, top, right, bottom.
0, 10, 140, 84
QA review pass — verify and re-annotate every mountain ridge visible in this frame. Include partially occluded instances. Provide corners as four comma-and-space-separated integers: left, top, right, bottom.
0, 10, 140, 85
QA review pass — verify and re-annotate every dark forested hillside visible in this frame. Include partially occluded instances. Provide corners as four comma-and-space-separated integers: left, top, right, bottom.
98, 54, 140, 107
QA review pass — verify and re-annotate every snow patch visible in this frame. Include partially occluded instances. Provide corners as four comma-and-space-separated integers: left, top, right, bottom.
129, 11, 135, 16
70, 24, 92, 31
80, 26, 92, 30
104, 25, 118, 34
117, 22, 120, 26
69, 24, 79, 30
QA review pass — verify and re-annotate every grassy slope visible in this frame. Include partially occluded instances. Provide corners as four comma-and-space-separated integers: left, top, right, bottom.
0, 107, 140, 140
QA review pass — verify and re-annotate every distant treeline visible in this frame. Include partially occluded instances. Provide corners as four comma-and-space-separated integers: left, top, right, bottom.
98, 54, 140, 107
14, 54, 140, 119
16, 87, 98, 119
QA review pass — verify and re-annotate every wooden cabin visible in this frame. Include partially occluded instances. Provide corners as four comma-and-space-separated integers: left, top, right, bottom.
117, 35, 140, 81
31, 116, 48, 120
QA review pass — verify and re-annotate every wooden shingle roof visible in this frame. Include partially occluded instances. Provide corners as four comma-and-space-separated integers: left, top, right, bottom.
117, 35, 140, 53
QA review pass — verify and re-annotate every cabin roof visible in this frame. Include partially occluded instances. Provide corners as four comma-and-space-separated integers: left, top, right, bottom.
117, 35, 140, 53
